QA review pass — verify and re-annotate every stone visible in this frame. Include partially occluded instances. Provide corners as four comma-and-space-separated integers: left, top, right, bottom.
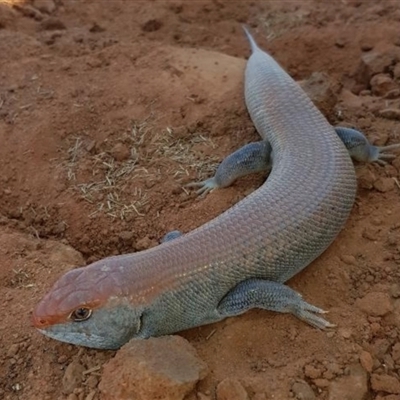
356, 292, 393, 316
371, 374, 400, 394
313, 379, 329, 388
370, 74, 398, 96
390, 284, 400, 299
356, 44, 400, 84
328, 364, 368, 400
118, 231, 133, 242
357, 168, 376, 190
86, 57, 103, 69
135, 236, 157, 251
362, 226, 380, 241
85, 391, 97, 400
338, 327, 352, 339
216, 378, 249, 400
292, 381, 316, 400
340, 255, 357, 265
339, 89, 363, 110
99, 336, 208, 400
359, 350, 374, 372
374, 177, 395, 193
62, 359, 85, 395
6, 343, 19, 358
372, 339, 391, 359
304, 364, 322, 379
379, 109, 400, 121
384, 89, 400, 99
109, 142, 131, 161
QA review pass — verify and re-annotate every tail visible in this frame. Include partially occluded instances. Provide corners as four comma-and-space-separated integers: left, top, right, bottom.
242, 25, 260, 53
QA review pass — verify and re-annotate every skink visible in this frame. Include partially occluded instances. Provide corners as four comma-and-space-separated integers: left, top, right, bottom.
32, 27, 399, 349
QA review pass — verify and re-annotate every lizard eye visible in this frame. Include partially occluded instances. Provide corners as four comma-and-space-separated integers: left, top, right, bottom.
70, 307, 92, 322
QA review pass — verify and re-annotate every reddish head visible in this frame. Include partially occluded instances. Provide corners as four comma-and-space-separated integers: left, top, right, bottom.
32, 262, 145, 349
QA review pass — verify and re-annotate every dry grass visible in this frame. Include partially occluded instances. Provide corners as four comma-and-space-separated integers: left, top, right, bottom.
8, 267, 34, 289
154, 127, 219, 182
75, 158, 149, 220
61, 119, 219, 219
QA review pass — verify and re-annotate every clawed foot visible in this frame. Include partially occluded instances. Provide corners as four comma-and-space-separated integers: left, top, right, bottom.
185, 177, 219, 196
290, 299, 336, 330
372, 143, 400, 166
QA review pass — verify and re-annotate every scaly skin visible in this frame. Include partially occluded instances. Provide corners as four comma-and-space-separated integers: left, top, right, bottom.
32, 27, 357, 349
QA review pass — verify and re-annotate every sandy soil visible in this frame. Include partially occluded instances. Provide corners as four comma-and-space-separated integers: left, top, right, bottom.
1, 0, 400, 399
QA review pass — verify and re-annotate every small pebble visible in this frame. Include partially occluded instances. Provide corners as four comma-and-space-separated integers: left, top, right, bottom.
99, 336, 207, 400
362, 226, 380, 241
313, 378, 329, 388
340, 254, 356, 265
109, 142, 131, 161
359, 350, 373, 372
374, 177, 395, 193
62, 359, 85, 395
7, 344, 19, 358
379, 109, 400, 121
370, 74, 397, 96
328, 365, 368, 400
356, 292, 393, 316
216, 378, 249, 400
292, 381, 316, 400
371, 374, 400, 394
304, 365, 322, 379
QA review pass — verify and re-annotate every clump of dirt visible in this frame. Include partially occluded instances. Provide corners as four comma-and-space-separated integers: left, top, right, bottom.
1, 0, 400, 399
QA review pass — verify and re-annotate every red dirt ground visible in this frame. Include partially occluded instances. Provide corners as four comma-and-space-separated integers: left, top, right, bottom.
1, 0, 400, 399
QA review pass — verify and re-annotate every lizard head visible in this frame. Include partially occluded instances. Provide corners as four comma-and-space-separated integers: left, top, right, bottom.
32, 263, 143, 349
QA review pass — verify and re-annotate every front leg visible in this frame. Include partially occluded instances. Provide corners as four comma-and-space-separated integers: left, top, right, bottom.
218, 279, 334, 329
187, 127, 400, 196
186, 140, 272, 196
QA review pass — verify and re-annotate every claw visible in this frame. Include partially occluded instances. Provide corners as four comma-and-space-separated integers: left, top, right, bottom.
296, 307, 335, 329
379, 143, 400, 152
185, 178, 219, 197
379, 154, 397, 160
291, 299, 334, 329
374, 143, 400, 163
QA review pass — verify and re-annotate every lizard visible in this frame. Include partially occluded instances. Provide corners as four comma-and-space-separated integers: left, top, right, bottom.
32, 27, 400, 349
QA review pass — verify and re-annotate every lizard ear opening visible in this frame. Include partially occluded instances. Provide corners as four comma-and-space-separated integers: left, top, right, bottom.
69, 307, 92, 322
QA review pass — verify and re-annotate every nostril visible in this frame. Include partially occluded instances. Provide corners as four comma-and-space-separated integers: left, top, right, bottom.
31, 313, 47, 328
